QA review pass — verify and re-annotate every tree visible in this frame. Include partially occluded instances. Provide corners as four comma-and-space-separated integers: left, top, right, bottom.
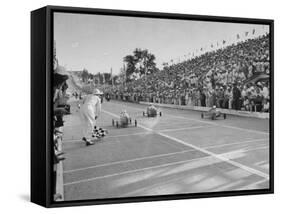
123, 48, 158, 81
145, 52, 157, 75
123, 55, 136, 81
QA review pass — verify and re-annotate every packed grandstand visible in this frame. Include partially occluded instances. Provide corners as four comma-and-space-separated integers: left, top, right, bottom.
100, 34, 270, 113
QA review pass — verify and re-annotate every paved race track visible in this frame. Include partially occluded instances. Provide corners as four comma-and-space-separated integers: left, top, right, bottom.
61, 99, 270, 201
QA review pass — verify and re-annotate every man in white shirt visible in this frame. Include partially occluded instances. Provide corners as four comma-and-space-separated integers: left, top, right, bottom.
261, 83, 269, 99
80, 88, 102, 145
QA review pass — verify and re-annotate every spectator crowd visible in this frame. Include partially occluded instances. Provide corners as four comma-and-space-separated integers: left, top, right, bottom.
52, 68, 70, 200
105, 34, 270, 113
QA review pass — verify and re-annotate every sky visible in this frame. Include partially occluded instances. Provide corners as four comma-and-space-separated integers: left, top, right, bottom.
54, 12, 269, 75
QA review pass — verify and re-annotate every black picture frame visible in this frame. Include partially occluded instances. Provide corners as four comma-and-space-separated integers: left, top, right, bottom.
31, 5, 274, 208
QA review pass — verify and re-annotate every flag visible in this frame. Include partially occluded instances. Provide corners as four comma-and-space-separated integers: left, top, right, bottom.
223, 40, 226, 45
245, 31, 249, 37
237, 34, 240, 40
110, 68, 114, 86
123, 63, 126, 85
252, 29, 255, 35
200, 47, 203, 51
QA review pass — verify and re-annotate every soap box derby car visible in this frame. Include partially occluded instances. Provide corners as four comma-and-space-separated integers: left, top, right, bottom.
143, 104, 162, 117
112, 110, 137, 128
201, 106, 227, 120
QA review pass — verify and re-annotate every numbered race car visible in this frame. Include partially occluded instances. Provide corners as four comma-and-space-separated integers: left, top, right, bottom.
201, 106, 227, 120
143, 104, 162, 117
112, 110, 137, 128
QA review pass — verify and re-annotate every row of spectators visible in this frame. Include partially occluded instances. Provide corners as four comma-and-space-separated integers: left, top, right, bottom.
53, 71, 70, 201
104, 34, 270, 112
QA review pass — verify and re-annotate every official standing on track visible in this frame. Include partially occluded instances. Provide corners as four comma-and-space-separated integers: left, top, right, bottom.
80, 88, 103, 145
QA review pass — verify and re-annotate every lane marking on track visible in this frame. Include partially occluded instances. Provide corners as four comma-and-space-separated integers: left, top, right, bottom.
120, 171, 269, 197
155, 138, 187, 150
62, 132, 152, 144
63, 138, 267, 174
219, 146, 269, 156
64, 155, 215, 186
102, 109, 270, 180
157, 132, 269, 180
63, 146, 269, 186
248, 146, 269, 151
107, 102, 269, 135
158, 125, 212, 133
64, 148, 197, 174
205, 138, 268, 150
245, 178, 269, 189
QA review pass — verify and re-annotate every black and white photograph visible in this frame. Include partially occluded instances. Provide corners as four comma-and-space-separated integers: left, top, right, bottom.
52, 10, 272, 202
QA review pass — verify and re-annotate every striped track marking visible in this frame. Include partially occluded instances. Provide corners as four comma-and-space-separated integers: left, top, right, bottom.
205, 138, 268, 150
64, 148, 196, 174
102, 109, 269, 180
64, 140, 268, 174
62, 131, 152, 144
159, 125, 212, 132
64, 146, 268, 186
64, 156, 213, 186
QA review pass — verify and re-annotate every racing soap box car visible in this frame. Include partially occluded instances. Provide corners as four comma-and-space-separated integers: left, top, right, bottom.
201, 106, 227, 120
112, 110, 137, 128
143, 105, 162, 117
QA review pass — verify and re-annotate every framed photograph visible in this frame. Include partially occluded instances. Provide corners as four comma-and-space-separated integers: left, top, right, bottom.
31, 5, 274, 207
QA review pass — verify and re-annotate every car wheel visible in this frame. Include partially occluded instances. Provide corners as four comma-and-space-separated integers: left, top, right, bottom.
224, 114, 226, 119
135, 120, 137, 127
112, 119, 114, 126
